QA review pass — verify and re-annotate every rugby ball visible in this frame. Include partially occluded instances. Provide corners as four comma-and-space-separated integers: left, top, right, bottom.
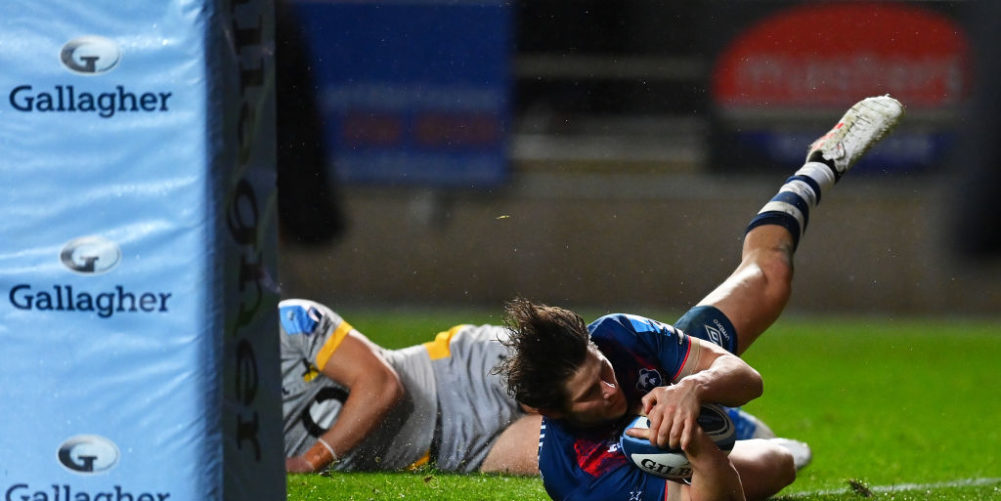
619, 403, 736, 480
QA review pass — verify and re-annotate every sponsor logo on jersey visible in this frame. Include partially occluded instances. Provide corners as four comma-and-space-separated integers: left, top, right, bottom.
281, 304, 324, 335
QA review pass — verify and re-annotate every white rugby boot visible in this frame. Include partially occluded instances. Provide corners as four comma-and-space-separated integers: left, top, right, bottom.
806, 95, 905, 181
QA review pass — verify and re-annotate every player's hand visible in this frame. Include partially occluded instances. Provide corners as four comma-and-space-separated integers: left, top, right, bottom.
286, 455, 317, 473
680, 423, 709, 458
639, 379, 701, 450
623, 424, 650, 441
682, 426, 745, 501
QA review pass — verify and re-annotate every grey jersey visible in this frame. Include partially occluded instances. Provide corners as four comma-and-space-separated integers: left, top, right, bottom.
426, 323, 524, 472
279, 299, 437, 471
279, 299, 524, 472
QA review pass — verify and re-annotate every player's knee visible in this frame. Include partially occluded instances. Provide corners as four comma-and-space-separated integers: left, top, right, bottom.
769, 444, 797, 489
756, 250, 794, 299
752, 440, 797, 492
735, 440, 797, 500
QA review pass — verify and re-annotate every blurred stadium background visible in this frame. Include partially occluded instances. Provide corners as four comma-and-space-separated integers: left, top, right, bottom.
275, 0, 1000, 317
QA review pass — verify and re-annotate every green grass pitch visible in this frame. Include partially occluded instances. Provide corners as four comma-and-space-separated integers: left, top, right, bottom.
286, 309, 1001, 500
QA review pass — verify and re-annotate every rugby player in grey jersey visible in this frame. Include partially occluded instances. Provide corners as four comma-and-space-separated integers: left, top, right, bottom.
279, 298, 540, 475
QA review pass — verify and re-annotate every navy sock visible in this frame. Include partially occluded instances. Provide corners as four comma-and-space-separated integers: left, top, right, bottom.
745, 162, 836, 250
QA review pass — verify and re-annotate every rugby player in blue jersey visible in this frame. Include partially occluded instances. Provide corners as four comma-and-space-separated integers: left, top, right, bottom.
495, 96, 904, 501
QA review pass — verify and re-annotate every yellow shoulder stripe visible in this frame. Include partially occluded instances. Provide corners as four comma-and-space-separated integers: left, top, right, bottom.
315, 320, 354, 371
423, 324, 469, 360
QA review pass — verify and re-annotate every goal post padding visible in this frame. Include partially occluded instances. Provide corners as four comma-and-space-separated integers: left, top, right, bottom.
0, 1, 285, 499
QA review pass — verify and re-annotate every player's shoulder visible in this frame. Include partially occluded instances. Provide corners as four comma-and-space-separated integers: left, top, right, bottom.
588, 313, 681, 340
459, 323, 512, 341
278, 299, 341, 337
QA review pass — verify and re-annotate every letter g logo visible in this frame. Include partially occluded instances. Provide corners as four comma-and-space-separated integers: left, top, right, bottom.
57, 435, 120, 474
60, 36, 121, 74
60, 236, 121, 274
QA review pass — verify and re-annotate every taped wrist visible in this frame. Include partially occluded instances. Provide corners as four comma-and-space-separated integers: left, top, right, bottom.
303, 438, 338, 471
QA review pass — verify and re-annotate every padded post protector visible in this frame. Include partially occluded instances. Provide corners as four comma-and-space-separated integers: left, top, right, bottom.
0, 1, 285, 499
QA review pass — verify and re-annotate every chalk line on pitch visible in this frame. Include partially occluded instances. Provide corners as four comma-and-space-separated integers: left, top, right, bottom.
790, 477, 1001, 497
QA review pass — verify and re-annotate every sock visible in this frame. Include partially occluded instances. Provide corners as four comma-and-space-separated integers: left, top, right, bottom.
806, 150, 842, 182
745, 161, 836, 250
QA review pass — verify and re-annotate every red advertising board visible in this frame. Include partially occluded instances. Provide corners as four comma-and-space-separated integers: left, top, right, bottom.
713, 2, 969, 109
710, 2, 970, 173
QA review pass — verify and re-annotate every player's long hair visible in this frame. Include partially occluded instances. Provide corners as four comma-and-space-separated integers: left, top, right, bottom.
493, 297, 590, 412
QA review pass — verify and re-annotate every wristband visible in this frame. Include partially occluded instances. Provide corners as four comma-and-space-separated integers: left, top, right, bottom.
303, 438, 338, 471
318, 438, 338, 461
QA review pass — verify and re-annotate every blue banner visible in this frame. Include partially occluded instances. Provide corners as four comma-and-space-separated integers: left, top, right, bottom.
292, 0, 512, 188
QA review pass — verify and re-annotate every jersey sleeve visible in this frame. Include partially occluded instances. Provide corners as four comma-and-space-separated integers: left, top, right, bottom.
278, 299, 353, 371
539, 418, 675, 501
589, 313, 698, 385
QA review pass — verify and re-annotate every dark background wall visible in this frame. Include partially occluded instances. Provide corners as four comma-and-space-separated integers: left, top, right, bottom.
277, 0, 1000, 315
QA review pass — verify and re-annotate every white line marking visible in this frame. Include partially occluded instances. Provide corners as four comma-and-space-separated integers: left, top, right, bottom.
791, 477, 1001, 497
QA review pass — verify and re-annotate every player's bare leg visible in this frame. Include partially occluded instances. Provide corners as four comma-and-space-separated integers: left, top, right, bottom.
721, 439, 798, 501
479, 413, 542, 475
698, 225, 793, 355
698, 96, 904, 355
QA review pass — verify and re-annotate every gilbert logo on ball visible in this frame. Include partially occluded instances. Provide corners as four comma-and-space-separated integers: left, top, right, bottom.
619, 404, 736, 480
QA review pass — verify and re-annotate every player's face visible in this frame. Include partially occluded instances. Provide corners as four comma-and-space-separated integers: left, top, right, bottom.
560, 344, 628, 427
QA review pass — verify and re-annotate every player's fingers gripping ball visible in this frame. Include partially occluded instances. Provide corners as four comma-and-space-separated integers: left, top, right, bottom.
619, 403, 736, 480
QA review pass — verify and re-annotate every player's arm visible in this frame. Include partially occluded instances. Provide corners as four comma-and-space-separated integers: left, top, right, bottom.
683, 426, 745, 501
643, 337, 762, 451
286, 331, 405, 473
480, 413, 542, 475
621, 421, 744, 501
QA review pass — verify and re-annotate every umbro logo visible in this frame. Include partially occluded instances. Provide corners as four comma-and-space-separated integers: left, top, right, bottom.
704, 323, 725, 347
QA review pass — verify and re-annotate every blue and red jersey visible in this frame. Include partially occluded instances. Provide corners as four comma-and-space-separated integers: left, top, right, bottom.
538, 313, 694, 501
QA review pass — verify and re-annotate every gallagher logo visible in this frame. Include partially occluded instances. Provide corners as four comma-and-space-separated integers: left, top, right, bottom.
60, 236, 121, 274
60, 36, 121, 75
57, 435, 120, 474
